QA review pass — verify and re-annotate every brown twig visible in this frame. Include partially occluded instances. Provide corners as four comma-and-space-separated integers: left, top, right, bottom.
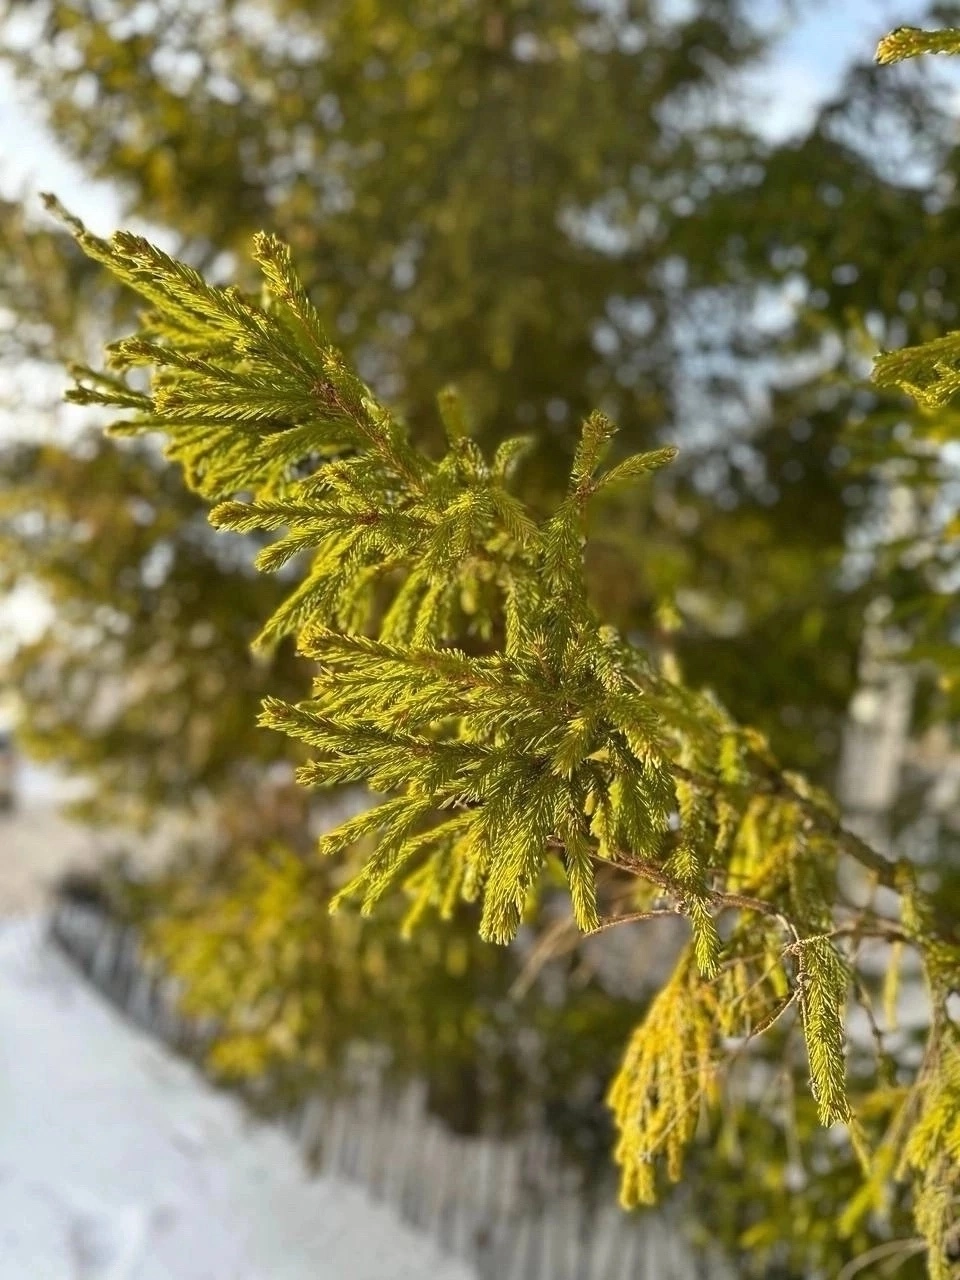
587, 907, 685, 936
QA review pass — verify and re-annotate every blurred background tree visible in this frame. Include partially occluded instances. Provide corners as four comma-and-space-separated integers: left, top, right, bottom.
3, 1, 960, 1275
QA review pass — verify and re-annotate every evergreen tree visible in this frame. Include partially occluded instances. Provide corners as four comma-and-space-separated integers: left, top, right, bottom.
0, 201, 309, 829
0, 0, 771, 456
1, 2, 803, 1193
5, 4, 960, 1272
7, 0, 960, 784
42, 20, 960, 1254
0, 435, 312, 828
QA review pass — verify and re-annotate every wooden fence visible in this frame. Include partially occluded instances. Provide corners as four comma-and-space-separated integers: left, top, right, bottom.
49, 899, 729, 1280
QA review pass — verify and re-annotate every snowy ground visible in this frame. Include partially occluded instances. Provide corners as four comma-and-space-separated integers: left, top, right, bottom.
0, 918, 473, 1280
0, 774, 471, 1278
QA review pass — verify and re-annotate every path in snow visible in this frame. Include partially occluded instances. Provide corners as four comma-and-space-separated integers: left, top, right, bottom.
0, 919, 473, 1280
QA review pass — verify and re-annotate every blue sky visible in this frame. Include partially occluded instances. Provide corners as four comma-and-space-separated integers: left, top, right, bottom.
775, 0, 918, 73
742, 0, 935, 139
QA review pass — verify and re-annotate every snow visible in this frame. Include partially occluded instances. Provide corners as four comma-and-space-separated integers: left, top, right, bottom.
0, 918, 473, 1280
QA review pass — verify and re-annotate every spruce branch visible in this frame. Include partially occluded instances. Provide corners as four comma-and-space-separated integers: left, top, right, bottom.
46, 190, 960, 1254
875, 26, 960, 66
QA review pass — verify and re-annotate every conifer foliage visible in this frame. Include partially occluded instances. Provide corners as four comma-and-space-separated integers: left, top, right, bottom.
43, 29, 960, 1267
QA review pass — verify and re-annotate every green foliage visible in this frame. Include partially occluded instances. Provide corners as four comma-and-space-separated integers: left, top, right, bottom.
876, 26, 960, 65
44, 175, 960, 1273
608, 951, 719, 1206
795, 935, 851, 1128
0, 434, 308, 827
901, 1034, 960, 1279
874, 331, 960, 411
11, 0, 956, 791
5, 0, 767, 461
13, 0, 960, 822
3, 6, 960, 1271
49, 199, 700, 946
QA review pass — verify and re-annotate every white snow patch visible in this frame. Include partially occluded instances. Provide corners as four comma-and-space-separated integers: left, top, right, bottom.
0, 919, 474, 1279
